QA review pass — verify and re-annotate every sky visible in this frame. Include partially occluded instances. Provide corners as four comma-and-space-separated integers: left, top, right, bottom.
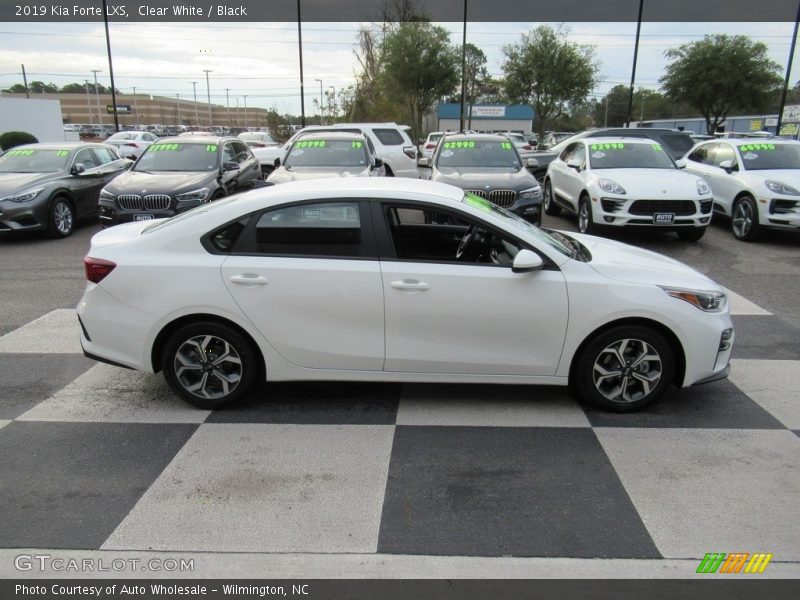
0, 21, 798, 117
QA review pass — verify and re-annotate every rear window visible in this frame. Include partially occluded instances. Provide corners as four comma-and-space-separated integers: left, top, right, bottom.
660, 134, 695, 156
373, 128, 405, 145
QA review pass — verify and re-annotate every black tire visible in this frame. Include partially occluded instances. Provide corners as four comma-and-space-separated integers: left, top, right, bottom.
577, 194, 598, 235
677, 227, 706, 242
46, 197, 75, 238
543, 179, 561, 216
161, 321, 260, 409
731, 195, 761, 242
574, 325, 675, 412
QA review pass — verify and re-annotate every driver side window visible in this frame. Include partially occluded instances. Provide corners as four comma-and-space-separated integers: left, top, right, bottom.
73, 148, 98, 170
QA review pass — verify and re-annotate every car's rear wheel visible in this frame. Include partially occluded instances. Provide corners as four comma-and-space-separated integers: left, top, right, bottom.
46, 197, 75, 238
731, 195, 761, 241
162, 321, 259, 409
577, 194, 598, 235
575, 325, 675, 412
677, 227, 706, 242
543, 179, 561, 216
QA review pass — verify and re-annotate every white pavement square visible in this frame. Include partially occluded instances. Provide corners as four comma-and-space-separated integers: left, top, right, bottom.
103, 424, 395, 553
16, 363, 210, 424
0, 309, 82, 354
397, 384, 590, 428
723, 287, 772, 316
0, 421, 9, 431
729, 359, 800, 429
595, 428, 800, 561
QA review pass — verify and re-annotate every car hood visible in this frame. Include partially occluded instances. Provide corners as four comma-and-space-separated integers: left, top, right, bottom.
591, 168, 701, 197
433, 167, 538, 191
267, 166, 371, 183
741, 169, 800, 184
568, 231, 720, 290
104, 170, 215, 195
0, 172, 61, 197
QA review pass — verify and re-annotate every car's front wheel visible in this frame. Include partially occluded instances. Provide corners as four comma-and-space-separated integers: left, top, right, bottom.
46, 197, 75, 238
543, 179, 561, 216
575, 325, 675, 412
162, 321, 260, 409
577, 194, 598, 235
731, 195, 761, 241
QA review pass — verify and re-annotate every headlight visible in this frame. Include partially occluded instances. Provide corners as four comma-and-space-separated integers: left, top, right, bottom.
99, 188, 115, 201
176, 188, 210, 202
658, 286, 726, 312
519, 186, 541, 199
696, 179, 710, 195
765, 180, 800, 196
598, 178, 626, 195
3, 187, 43, 203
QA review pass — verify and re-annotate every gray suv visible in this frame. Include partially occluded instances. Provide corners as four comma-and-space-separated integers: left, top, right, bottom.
418, 133, 543, 224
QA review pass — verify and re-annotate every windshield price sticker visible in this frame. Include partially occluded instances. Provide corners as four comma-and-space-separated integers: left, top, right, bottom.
205, 145, 217, 152
590, 143, 625, 150
652, 144, 663, 152
6, 149, 36, 156
352, 141, 363, 148
55, 150, 70, 157
443, 141, 477, 149
150, 143, 180, 151
500, 142, 512, 150
295, 140, 327, 148
740, 143, 776, 152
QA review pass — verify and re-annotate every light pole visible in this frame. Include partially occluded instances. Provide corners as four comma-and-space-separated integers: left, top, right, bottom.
243, 95, 248, 128
176, 93, 181, 127
203, 70, 213, 128
91, 69, 102, 126
84, 80, 92, 124
132, 86, 139, 126
225, 88, 231, 128
328, 85, 336, 122
314, 78, 323, 124
191, 81, 198, 127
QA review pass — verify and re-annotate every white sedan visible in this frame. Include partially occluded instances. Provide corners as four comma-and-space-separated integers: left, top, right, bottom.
544, 137, 713, 241
77, 178, 733, 412
682, 138, 800, 241
104, 131, 159, 159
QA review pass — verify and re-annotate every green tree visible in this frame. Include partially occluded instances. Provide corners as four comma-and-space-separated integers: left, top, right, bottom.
660, 34, 783, 134
2, 83, 28, 93
381, 22, 459, 139
502, 25, 599, 136
28, 81, 59, 93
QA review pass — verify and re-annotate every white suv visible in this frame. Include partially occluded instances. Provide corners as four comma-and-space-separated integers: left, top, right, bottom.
682, 138, 800, 241
253, 123, 419, 179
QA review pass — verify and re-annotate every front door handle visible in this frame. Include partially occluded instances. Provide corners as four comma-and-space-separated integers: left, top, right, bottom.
390, 279, 429, 291
230, 274, 269, 285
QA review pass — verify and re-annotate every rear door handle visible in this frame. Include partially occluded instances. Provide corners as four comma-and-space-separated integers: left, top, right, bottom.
230, 274, 269, 285
390, 279, 429, 291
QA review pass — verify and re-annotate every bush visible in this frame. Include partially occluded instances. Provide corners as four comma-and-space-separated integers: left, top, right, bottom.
0, 131, 38, 151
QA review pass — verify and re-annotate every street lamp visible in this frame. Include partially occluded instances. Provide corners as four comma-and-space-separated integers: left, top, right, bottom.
91, 69, 102, 125
314, 78, 323, 124
328, 85, 336, 122
225, 88, 231, 128
203, 70, 213, 128
84, 80, 92, 124
243, 95, 248, 129
191, 81, 198, 127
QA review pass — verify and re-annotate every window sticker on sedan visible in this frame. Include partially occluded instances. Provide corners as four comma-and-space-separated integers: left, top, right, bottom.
149, 143, 180, 151
590, 143, 625, 150
740, 143, 775, 152
5, 149, 36, 156
652, 144, 663, 152
55, 150, 70, 157
294, 140, 327, 148
351, 141, 363, 148
205, 145, 217, 152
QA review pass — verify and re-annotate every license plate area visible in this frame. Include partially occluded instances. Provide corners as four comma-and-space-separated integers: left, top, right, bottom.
653, 212, 675, 224
133, 214, 154, 221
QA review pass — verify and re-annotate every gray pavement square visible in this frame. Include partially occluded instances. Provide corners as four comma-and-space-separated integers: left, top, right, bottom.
728, 359, 800, 429
0, 353, 95, 419
0, 421, 197, 549
378, 426, 660, 558
731, 315, 800, 360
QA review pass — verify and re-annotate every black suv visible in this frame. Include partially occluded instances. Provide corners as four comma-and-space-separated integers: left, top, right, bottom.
98, 136, 261, 226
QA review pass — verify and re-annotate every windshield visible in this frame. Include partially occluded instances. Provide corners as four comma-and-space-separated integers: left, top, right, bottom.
133, 142, 219, 172
588, 142, 675, 169
0, 148, 70, 173
462, 192, 572, 257
738, 143, 800, 170
437, 140, 521, 168
284, 139, 369, 168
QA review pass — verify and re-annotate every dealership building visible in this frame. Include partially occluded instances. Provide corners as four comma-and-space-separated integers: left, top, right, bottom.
424, 103, 535, 135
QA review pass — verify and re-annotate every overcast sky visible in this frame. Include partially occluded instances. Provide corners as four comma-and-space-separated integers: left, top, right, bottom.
0, 21, 797, 116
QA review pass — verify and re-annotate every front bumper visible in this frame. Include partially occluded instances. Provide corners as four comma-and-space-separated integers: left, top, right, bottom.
763, 197, 800, 230
99, 197, 198, 227
0, 199, 48, 232
593, 195, 713, 229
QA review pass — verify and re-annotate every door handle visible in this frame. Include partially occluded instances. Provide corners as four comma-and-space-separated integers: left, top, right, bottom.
390, 279, 429, 291
230, 274, 269, 285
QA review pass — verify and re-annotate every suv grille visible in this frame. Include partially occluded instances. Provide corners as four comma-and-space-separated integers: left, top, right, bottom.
629, 200, 696, 216
117, 194, 172, 211
465, 189, 517, 208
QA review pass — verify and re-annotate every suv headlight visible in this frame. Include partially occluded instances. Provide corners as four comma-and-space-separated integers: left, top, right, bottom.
598, 178, 626, 195
519, 186, 541, 199
658, 286, 726, 312
765, 180, 800, 196
99, 188, 115, 201
3, 187, 43, 203
176, 188, 210, 202
696, 179, 710, 195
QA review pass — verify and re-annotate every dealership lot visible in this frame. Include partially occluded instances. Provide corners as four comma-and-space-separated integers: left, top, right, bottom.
0, 217, 799, 577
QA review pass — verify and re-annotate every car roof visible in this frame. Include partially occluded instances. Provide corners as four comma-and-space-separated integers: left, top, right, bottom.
156, 136, 232, 144
726, 138, 799, 146
13, 142, 109, 150
441, 132, 511, 141
294, 131, 366, 141
581, 136, 658, 144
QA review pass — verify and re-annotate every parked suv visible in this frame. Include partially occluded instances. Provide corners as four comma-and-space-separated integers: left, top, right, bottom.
98, 136, 261, 226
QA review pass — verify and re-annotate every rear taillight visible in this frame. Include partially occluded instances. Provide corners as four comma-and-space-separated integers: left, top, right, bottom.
253, 142, 266, 147
128, 143, 140, 148
403, 146, 417, 159
425, 143, 436, 149
84, 256, 116, 283
523, 144, 531, 150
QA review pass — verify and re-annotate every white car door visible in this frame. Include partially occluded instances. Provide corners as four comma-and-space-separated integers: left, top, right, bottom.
706, 143, 743, 214
221, 200, 385, 370
550, 143, 581, 212
686, 143, 731, 212
561, 143, 587, 205
378, 203, 569, 375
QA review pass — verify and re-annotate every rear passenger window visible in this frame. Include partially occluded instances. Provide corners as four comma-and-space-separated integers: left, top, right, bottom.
208, 217, 249, 253
253, 202, 363, 257
372, 128, 405, 145
688, 143, 716, 165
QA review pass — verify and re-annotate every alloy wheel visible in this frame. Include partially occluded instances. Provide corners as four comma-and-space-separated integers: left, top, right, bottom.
54, 201, 73, 235
578, 202, 589, 233
592, 338, 662, 404
732, 201, 753, 238
173, 335, 243, 399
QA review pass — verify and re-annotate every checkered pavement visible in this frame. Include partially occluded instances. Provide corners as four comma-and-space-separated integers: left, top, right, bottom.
0, 294, 798, 568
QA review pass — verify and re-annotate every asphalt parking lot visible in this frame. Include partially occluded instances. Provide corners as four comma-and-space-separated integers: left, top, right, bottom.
0, 214, 799, 578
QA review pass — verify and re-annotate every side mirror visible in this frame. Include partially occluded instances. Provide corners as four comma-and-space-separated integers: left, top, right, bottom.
718, 159, 734, 173
223, 161, 240, 172
374, 157, 384, 169
566, 158, 582, 170
417, 157, 431, 168
511, 249, 544, 273
525, 158, 539, 169
675, 158, 687, 169
71, 163, 86, 175
273, 157, 281, 167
